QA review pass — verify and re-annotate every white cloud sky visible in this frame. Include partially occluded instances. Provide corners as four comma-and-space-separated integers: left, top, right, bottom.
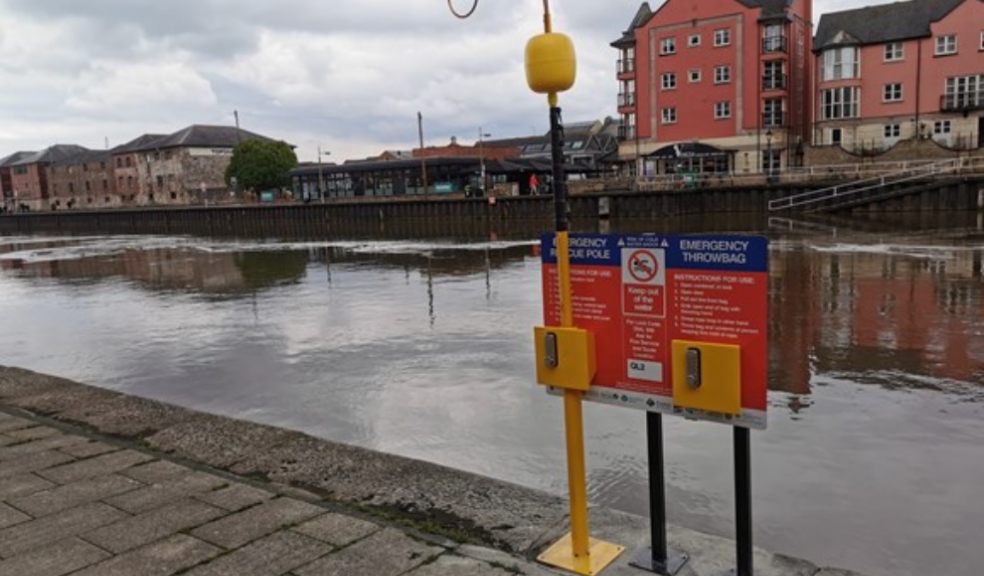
0, 0, 890, 162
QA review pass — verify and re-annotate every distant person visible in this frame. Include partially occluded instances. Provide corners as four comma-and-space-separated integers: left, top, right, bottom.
529, 173, 539, 195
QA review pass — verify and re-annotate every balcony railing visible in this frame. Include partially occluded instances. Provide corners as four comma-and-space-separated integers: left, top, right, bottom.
762, 73, 788, 91
617, 58, 636, 74
617, 92, 636, 107
618, 126, 637, 140
762, 36, 787, 53
941, 91, 984, 112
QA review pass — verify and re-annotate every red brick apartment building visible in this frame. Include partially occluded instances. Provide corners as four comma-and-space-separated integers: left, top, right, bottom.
812, 0, 984, 152
613, 0, 813, 176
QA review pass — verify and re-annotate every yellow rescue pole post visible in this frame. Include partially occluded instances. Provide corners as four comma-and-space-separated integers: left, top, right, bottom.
527, 1, 623, 573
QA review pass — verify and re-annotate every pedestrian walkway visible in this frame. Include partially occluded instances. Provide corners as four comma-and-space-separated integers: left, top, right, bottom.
0, 410, 537, 576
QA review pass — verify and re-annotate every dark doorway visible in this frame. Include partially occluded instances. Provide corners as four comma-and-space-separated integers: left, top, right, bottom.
978, 116, 983, 148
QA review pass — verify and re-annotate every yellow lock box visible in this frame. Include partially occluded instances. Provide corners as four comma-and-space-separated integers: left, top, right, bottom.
671, 340, 742, 415
533, 326, 596, 392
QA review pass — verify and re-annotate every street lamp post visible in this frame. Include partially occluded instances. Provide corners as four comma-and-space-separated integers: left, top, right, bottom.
478, 127, 491, 196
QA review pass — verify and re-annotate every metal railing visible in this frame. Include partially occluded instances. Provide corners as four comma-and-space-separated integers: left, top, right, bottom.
767, 157, 984, 211
762, 36, 787, 53
617, 58, 636, 74
617, 126, 636, 140
941, 91, 984, 112
627, 157, 984, 194
617, 92, 636, 107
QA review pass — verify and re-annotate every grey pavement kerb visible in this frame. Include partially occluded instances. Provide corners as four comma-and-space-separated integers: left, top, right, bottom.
0, 366, 867, 576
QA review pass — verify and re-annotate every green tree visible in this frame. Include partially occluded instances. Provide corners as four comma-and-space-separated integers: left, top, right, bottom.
225, 140, 297, 192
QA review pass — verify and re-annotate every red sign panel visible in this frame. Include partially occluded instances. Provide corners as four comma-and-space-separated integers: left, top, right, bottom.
541, 234, 769, 429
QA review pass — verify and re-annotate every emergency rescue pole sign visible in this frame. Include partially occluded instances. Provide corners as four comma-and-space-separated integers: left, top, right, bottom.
540, 233, 769, 576
541, 234, 768, 429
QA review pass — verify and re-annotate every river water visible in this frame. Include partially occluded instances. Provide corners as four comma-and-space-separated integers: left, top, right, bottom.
0, 218, 982, 576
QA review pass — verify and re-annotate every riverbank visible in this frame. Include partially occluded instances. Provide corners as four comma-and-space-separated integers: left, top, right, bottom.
0, 366, 865, 575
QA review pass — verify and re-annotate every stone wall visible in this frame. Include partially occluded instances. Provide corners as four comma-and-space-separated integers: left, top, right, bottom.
805, 137, 984, 166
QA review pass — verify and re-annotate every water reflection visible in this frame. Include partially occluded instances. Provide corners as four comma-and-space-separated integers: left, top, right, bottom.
0, 228, 982, 576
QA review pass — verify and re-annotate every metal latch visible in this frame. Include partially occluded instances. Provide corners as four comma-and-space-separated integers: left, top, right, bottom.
686, 348, 702, 390
544, 332, 559, 368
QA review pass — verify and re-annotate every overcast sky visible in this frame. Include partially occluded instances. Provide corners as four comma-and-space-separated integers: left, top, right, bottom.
0, 0, 887, 162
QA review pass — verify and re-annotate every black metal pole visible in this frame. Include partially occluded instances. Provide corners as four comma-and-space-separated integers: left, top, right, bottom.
734, 427, 753, 576
631, 413, 688, 575
549, 106, 567, 232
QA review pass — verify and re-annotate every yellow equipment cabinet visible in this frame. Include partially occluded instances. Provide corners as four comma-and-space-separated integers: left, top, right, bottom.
671, 340, 742, 415
533, 326, 596, 392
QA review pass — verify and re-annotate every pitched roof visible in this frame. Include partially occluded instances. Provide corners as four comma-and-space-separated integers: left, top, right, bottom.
111, 133, 167, 155
611, 2, 652, 47
0, 151, 37, 168
50, 149, 112, 167
737, 0, 794, 18
130, 125, 274, 151
9, 145, 90, 167
814, 0, 965, 50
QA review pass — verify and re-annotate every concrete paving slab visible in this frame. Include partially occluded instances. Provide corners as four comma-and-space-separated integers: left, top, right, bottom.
0, 502, 127, 558
146, 415, 295, 469
6, 386, 121, 417
36, 449, 154, 484
191, 497, 325, 549
232, 434, 569, 554
105, 471, 225, 514
0, 504, 29, 531
195, 482, 273, 512
71, 534, 220, 576
293, 512, 380, 547
293, 527, 444, 576
0, 435, 88, 461
58, 441, 119, 459
0, 451, 75, 481
0, 537, 110, 576
0, 419, 33, 434
3, 426, 61, 442
57, 394, 196, 438
0, 474, 55, 501
184, 530, 333, 576
0, 369, 76, 402
8, 474, 143, 517
404, 553, 518, 576
83, 499, 226, 554
120, 460, 193, 484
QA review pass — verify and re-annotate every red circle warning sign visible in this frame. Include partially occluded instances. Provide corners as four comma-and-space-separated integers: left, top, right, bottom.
628, 249, 659, 283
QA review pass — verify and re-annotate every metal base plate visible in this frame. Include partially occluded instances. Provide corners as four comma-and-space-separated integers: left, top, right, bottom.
628, 546, 689, 575
537, 532, 625, 576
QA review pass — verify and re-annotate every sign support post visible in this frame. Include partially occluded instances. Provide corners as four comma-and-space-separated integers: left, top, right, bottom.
630, 413, 688, 575
731, 427, 753, 576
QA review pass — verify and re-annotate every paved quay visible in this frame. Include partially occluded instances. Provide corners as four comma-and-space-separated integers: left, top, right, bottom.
0, 366, 866, 576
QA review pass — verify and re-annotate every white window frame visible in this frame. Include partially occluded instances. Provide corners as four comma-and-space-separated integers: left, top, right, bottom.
714, 65, 731, 84
979, 31, 984, 51
934, 120, 951, 134
714, 29, 731, 47
822, 47, 860, 81
821, 87, 860, 120
883, 83, 903, 102
661, 73, 677, 90
661, 107, 677, 125
763, 98, 785, 127
884, 42, 904, 61
935, 34, 957, 55
661, 37, 677, 55
884, 124, 901, 139
688, 69, 701, 83
688, 34, 701, 47
714, 101, 732, 119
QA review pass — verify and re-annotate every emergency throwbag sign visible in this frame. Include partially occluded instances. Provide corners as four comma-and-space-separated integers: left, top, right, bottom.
541, 234, 769, 429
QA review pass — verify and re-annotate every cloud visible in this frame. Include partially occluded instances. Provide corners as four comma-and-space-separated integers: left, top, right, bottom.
0, 0, 894, 162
